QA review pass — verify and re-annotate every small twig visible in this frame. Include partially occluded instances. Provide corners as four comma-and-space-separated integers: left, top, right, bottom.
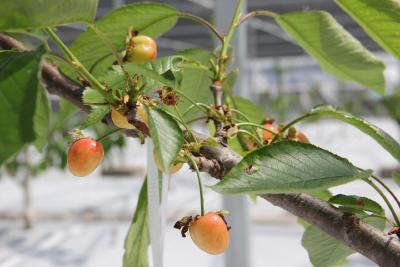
237, 10, 278, 27
179, 13, 223, 42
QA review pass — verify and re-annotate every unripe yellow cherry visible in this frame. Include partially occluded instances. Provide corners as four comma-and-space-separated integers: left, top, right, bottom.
153, 150, 182, 174
125, 35, 157, 64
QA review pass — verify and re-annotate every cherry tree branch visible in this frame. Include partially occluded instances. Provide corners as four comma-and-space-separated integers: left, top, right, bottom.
1, 33, 400, 266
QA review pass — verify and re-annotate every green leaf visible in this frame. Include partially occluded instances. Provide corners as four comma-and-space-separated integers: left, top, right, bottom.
222, 70, 238, 95
98, 56, 183, 95
81, 106, 110, 129
124, 61, 177, 88
336, 0, 400, 59
146, 107, 183, 172
123, 178, 150, 267
309, 105, 400, 163
0, 0, 98, 31
176, 49, 213, 120
33, 84, 50, 150
276, 11, 385, 94
302, 225, 354, 267
211, 141, 371, 194
382, 93, 400, 124
82, 87, 106, 104
69, 3, 179, 76
232, 96, 264, 124
329, 194, 384, 215
392, 171, 400, 187
0, 50, 45, 165
302, 206, 386, 267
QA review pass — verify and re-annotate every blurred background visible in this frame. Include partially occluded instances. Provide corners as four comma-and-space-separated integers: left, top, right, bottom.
1, 0, 400, 266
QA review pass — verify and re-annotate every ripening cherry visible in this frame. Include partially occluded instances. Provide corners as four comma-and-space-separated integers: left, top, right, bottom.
262, 119, 279, 143
67, 138, 104, 177
125, 35, 157, 64
111, 108, 135, 129
189, 212, 230, 255
293, 131, 310, 144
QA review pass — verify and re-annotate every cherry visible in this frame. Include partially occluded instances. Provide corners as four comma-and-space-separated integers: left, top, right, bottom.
67, 138, 104, 177
288, 127, 310, 144
293, 131, 310, 144
125, 35, 157, 64
189, 212, 229, 255
154, 150, 182, 174
262, 118, 279, 143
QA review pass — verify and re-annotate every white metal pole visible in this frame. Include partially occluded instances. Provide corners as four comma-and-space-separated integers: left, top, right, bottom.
214, 1, 251, 267
147, 141, 168, 267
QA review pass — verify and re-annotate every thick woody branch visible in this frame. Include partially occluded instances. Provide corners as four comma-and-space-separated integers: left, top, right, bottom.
2, 32, 400, 266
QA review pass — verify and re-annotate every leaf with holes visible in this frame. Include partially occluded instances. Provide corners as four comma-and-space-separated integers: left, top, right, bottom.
276, 11, 385, 94
329, 194, 384, 216
211, 141, 371, 194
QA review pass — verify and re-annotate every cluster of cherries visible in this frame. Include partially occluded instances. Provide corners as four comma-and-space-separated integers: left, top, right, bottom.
66, 33, 309, 255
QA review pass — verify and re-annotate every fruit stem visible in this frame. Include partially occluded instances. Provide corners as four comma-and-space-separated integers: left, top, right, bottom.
237, 10, 279, 27
370, 174, 400, 210
182, 103, 211, 117
238, 129, 263, 146
179, 13, 223, 42
174, 89, 209, 112
188, 156, 205, 216
174, 105, 197, 143
96, 128, 122, 142
44, 28, 110, 99
363, 178, 400, 226
271, 113, 312, 143
236, 122, 278, 136
230, 109, 251, 122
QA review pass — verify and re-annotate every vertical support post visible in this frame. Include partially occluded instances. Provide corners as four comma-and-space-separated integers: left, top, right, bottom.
214, 1, 251, 267
147, 141, 168, 267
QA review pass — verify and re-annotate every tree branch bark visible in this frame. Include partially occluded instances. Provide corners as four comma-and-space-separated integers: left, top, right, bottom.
2, 32, 400, 266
